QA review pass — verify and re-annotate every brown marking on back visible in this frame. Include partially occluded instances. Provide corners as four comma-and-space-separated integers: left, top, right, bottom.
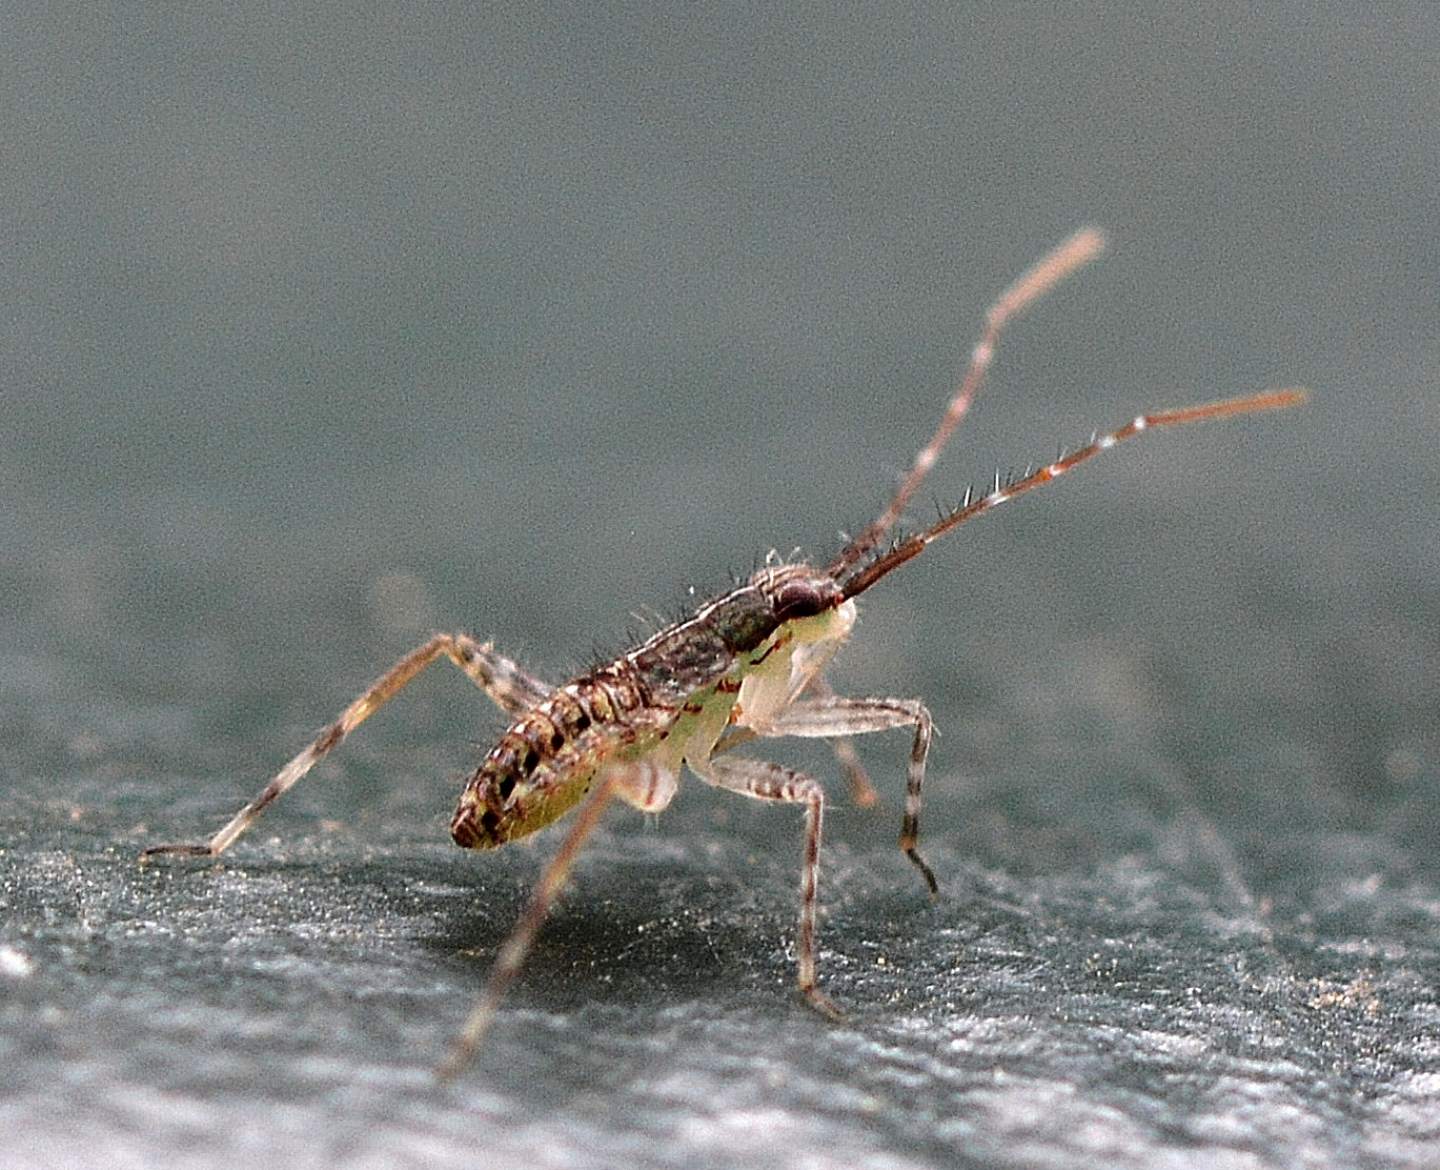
748, 632, 791, 666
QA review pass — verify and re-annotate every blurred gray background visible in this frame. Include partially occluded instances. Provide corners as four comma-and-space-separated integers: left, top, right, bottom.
3, 5, 1438, 1169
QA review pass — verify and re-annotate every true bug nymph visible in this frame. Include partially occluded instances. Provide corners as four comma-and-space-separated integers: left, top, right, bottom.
141, 229, 1306, 1077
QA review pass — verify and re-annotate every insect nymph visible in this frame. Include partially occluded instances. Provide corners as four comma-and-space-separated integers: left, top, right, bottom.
142, 229, 1305, 1077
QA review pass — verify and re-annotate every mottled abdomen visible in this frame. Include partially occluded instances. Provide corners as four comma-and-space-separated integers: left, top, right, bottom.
450, 664, 651, 849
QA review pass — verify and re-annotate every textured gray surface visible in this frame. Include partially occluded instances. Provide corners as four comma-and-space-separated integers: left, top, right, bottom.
4, 5, 1439, 1169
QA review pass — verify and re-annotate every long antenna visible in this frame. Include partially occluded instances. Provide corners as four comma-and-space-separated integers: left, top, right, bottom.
829, 227, 1107, 578
839, 388, 1308, 599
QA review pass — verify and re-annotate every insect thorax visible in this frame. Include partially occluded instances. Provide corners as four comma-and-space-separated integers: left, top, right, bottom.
628, 564, 848, 702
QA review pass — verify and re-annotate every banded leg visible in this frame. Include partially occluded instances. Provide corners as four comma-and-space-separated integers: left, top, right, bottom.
438, 756, 677, 1079
687, 755, 840, 1018
750, 697, 937, 896
713, 671, 879, 808
141, 633, 552, 860
447, 634, 554, 715
800, 674, 878, 808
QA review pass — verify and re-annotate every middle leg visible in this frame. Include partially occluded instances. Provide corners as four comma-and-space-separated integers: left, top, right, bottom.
688, 754, 840, 1017
439, 752, 680, 1078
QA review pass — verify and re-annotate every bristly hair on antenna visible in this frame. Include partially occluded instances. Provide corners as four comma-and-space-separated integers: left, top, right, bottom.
828, 226, 1108, 580
837, 388, 1308, 600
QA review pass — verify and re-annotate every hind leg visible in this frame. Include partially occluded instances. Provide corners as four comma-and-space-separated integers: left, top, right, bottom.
141, 634, 551, 860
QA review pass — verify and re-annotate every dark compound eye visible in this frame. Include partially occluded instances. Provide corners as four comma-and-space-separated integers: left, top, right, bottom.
773, 579, 832, 622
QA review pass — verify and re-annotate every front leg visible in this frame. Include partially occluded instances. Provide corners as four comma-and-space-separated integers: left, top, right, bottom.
797, 674, 879, 807
712, 672, 880, 808
746, 696, 938, 896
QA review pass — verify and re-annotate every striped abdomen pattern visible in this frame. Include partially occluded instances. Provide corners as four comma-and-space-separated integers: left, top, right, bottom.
450, 662, 651, 849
